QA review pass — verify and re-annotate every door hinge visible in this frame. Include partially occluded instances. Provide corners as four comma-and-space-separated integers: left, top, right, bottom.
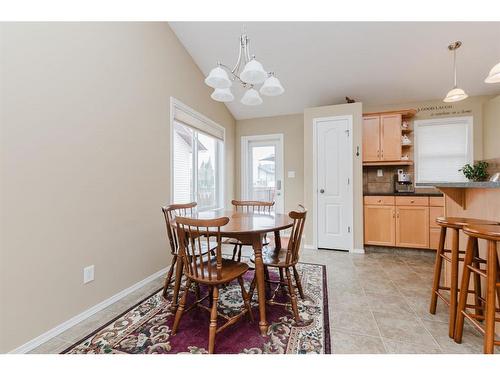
345, 129, 350, 137
347, 226, 351, 233
347, 177, 350, 185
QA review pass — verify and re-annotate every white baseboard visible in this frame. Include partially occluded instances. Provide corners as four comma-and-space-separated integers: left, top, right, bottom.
9, 267, 167, 354
351, 248, 366, 254
304, 244, 316, 250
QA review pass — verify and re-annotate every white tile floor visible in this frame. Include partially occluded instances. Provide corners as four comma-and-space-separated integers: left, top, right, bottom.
29, 246, 498, 354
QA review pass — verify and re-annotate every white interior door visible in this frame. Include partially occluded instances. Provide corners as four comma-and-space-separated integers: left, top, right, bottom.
316, 116, 353, 251
241, 135, 284, 213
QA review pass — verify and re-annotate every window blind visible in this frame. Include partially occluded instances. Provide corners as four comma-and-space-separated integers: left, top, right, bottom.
415, 117, 473, 183
173, 106, 224, 141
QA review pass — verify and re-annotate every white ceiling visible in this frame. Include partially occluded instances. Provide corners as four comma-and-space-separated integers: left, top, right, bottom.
170, 22, 500, 120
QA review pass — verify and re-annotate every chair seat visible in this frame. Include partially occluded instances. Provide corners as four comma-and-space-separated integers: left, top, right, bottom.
250, 246, 291, 267
462, 224, 500, 241
190, 258, 249, 284
223, 238, 270, 246
436, 216, 498, 229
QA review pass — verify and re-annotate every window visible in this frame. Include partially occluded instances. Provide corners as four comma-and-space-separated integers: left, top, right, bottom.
171, 98, 224, 211
414, 116, 473, 184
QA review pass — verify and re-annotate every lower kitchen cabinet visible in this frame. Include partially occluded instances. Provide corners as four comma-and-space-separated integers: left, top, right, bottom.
364, 205, 395, 246
364, 195, 443, 250
395, 206, 429, 248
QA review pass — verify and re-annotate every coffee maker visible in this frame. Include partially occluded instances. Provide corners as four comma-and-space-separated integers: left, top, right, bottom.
394, 169, 414, 193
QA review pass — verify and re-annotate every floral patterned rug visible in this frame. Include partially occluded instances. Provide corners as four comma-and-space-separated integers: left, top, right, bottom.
62, 262, 330, 354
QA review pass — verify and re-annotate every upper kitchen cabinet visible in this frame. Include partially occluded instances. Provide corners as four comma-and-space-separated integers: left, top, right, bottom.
362, 109, 416, 166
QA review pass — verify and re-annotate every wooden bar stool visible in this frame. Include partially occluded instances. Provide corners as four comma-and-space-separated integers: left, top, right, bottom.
455, 224, 500, 354
429, 217, 498, 338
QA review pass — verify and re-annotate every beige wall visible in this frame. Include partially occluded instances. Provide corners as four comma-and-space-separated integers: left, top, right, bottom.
0, 23, 235, 352
235, 114, 304, 213
483, 95, 500, 160
364, 95, 495, 161
304, 103, 364, 251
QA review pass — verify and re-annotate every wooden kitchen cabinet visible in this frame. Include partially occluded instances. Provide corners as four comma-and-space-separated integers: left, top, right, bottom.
380, 114, 402, 161
362, 113, 402, 163
364, 194, 441, 249
396, 206, 430, 248
364, 204, 396, 246
362, 116, 381, 162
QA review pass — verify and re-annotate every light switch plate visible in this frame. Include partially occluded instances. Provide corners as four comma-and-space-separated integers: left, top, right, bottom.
288, 171, 296, 178
377, 169, 383, 177
83, 265, 95, 284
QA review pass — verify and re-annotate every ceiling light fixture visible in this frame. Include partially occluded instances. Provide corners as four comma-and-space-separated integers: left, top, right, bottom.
485, 62, 500, 83
444, 41, 468, 103
204, 33, 284, 105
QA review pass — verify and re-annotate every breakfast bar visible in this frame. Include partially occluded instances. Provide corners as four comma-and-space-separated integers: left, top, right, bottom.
417, 181, 500, 339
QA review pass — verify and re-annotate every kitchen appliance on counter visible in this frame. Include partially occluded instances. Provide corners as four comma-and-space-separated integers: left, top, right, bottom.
394, 169, 414, 193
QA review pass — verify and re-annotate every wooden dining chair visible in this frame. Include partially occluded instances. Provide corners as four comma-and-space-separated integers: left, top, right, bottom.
228, 200, 275, 261
249, 205, 307, 323
161, 202, 198, 298
172, 216, 254, 354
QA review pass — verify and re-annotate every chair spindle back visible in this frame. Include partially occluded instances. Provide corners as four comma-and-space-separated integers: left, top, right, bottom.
162, 202, 197, 255
231, 200, 275, 214
285, 205, 307, 265
176, 216, 230, 282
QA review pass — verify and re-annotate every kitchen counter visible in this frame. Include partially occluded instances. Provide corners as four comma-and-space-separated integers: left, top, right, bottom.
363, 192, 443, 197
416, 181, 500, 188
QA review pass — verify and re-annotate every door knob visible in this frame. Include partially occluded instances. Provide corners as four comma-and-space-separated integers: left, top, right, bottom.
319, 189, 325, 193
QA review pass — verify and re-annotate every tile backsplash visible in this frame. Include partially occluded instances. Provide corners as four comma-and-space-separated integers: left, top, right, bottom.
363, 165, 439, 194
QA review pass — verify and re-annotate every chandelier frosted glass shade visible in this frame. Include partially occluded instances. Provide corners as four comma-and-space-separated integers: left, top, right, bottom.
260, 75, 284, 96
204, 66, 232, 89
240, 59, 267, 84
211, 88, 234, 102
485, 62, 500, 83
443, 87, 468, 102
240, 88, 263, 106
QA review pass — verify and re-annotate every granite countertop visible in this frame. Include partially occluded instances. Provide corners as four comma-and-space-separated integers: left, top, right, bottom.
363, 192, 444, 197
416, 181, 500, 188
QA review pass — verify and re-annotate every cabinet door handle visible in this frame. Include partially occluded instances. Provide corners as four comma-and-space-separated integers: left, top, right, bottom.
377, 199, 382, 203
396, 211, 400, 218
410, 200, 415, 203
381, 149, 384, 158
392, 210, 395, 218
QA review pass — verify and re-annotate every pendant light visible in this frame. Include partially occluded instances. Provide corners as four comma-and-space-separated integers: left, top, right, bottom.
485, 62, 500, 83
204, 32, 284, 105
204, 65, 232, 89
260, 73, 285, 96
240, 88, 263, 106
444, 41, 468, 103
211, 88, 234, 102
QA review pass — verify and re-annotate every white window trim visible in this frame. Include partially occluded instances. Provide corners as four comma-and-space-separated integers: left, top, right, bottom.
414, 116, 473, 187
169, 97, 225, 210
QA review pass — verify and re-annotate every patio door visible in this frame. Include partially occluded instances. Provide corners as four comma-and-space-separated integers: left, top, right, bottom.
241, 134, 284, 213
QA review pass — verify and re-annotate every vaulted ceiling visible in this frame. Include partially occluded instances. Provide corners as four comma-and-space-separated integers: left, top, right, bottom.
170, 22, 500, 120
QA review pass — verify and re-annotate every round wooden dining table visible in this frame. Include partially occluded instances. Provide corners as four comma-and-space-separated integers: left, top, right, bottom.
170, 209, 294, 336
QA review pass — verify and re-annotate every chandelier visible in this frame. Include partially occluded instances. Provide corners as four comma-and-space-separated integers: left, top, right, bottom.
204, 33, 284, 106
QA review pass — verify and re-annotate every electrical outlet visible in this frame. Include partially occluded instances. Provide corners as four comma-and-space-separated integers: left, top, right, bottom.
83, 265, 94, 284
377, 169, 383, 177
288, 171, 296, 178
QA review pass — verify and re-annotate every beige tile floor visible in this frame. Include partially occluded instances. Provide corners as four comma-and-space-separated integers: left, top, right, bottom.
30, 246, 498, 354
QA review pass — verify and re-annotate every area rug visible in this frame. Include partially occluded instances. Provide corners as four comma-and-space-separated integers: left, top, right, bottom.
62, 262, 330, 354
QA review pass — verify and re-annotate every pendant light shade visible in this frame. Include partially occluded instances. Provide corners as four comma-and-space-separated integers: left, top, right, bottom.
240, 88, 263, 106
443, 41, 468, 103
211, 88, 234, 102
485, 62, 500, 83
444, 87, 468, 103
240, 58, 267, 84
204, 66, 232, 89
260, 74, 284, 96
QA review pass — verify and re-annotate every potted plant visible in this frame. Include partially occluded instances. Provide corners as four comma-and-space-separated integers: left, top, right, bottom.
459, 161, 489, 182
